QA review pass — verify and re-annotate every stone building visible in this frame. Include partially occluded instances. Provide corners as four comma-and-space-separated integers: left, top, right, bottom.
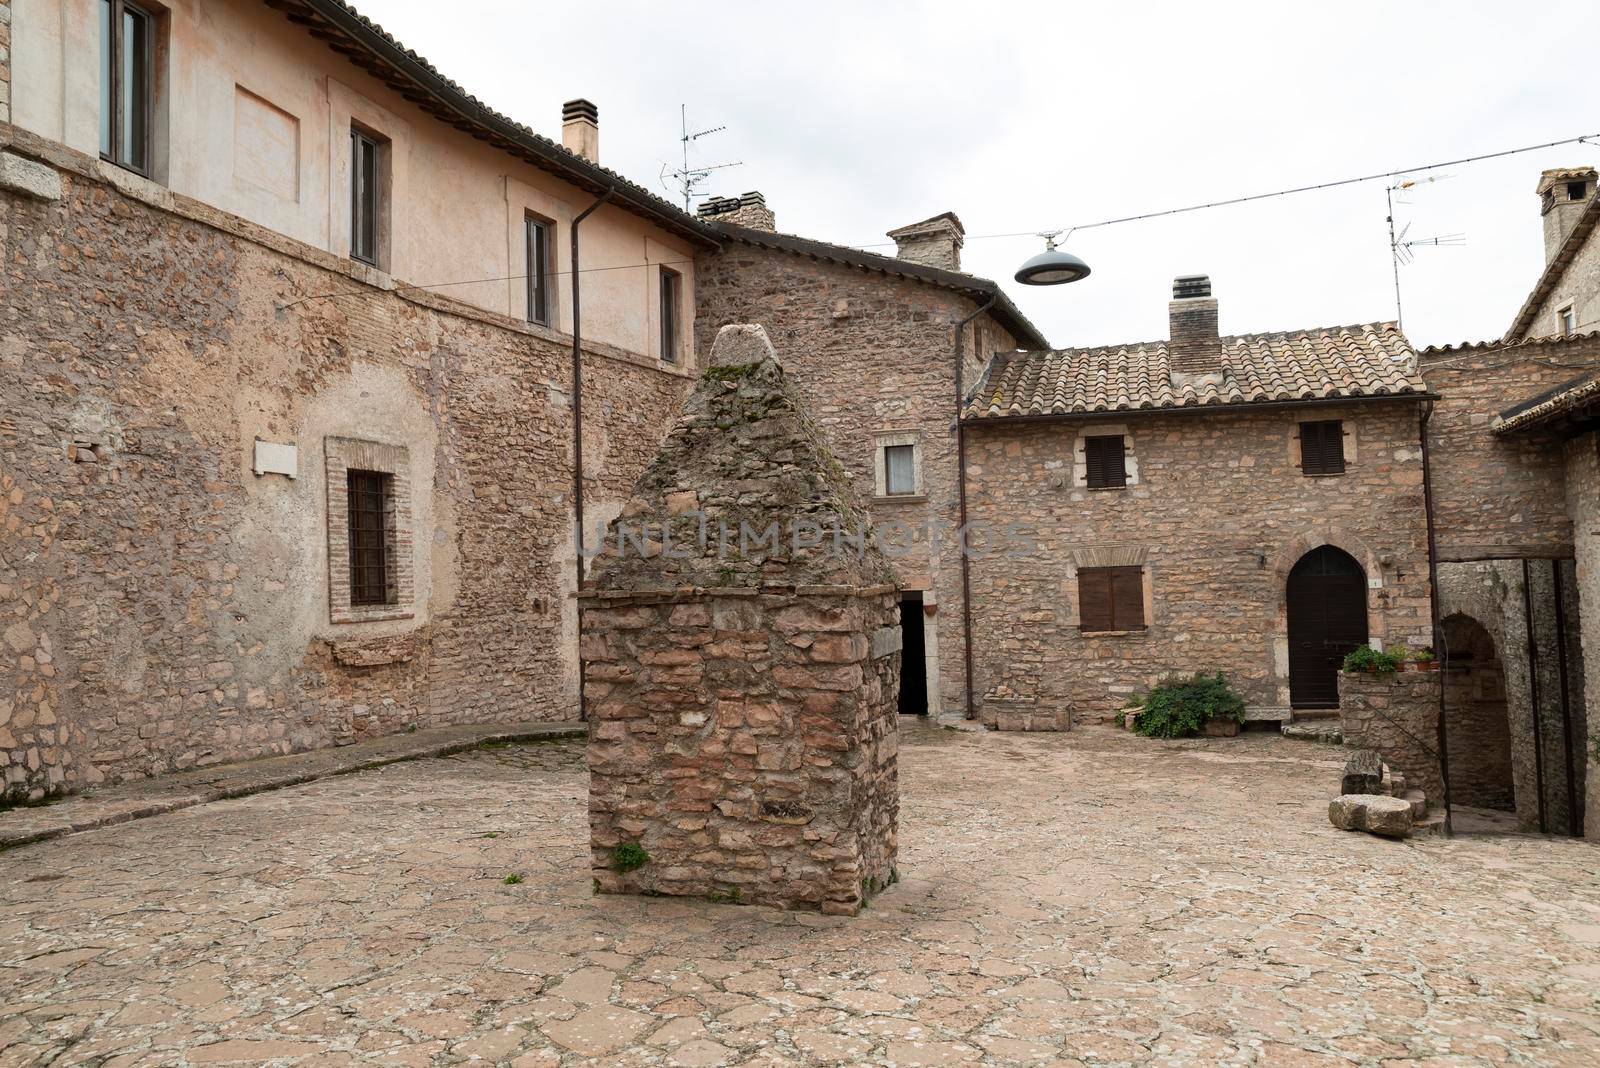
693, 197, 1045, 717
1413, 167, 1600, 837
960, 276, 1435, 725
0, 0, 718, 800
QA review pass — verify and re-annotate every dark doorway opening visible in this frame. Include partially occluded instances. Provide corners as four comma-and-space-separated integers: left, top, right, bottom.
1441, 613, 1515, 812
898, 594, 927, 716
1286, 545, 1369, 709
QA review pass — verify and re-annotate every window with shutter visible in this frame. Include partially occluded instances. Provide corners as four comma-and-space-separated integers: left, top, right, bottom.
1078, 565, 1145, 631
1299, 420, 1346, 476
1084, 435, 1128, 489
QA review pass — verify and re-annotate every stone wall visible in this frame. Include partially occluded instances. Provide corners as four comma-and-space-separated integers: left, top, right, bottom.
1564, 432, 1600, 840
0, 0, 10, 126
584, 326, 899, 915
963, 402, 1433, 721
1440, 614, 1515, 810
1520, 208, 1600, 339
694, 239, 1025, 714
1339, 669, 1443, 800
1420, 336, 1600, 559
0, 137, 687, 801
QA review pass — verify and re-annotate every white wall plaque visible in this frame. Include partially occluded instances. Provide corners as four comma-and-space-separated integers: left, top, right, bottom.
253, 440, 298, 478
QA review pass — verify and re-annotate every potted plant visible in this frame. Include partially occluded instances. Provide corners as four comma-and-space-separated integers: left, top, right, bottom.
1403, 647, 1438, 672
1342, 646, 1403, 675
1127, 673, 1246, 739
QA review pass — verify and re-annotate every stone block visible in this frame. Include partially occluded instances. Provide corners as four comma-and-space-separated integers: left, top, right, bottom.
0, 152, 62, 202
1340, 749, 1384, 795
1328, 794, 1414, 838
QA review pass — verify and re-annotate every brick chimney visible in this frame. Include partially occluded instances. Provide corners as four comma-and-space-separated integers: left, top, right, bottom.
562, 99, 599, 163
1168, 275, 1222, 382
696, 191, 776, 231
1537, 168, 1596, 263
887, 212, 964, 272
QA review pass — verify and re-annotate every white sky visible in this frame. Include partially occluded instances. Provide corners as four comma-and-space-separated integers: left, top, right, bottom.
356, 0, 1600, 350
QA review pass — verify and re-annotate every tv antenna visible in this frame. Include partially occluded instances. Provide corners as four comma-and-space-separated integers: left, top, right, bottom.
1385, 174, 1463, 330
661, 105, 742, 211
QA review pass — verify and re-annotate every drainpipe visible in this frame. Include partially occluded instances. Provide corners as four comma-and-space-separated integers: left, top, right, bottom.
1420, 400, 1454, 835
572, 184, 615, 722
954, 293, 997, 720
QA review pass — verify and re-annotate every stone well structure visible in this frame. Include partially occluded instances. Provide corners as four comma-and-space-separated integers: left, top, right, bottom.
581, 324, 901, 915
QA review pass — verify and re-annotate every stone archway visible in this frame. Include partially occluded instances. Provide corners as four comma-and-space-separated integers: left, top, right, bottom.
1267, 529, 1384, 707
1441, 613, 1516, 812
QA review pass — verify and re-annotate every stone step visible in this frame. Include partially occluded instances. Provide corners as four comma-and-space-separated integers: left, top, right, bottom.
1403, 789, 1427, 819
1244, 706, 1294, 723
1290, 708, 1341, 722
1414, 811, 1447, 837
1282, 721, 1343, 744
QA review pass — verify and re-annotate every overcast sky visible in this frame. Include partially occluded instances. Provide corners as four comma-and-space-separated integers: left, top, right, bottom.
359, 0, 1600, 351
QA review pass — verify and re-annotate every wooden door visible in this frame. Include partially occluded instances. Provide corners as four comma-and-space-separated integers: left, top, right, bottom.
1286, 546, 1368, 708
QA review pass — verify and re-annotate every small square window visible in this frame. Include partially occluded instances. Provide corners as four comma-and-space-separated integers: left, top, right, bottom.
1079, 565, 1145, 632
526, 217, 551, 325
1084, 434, 1128, 489
1299, 420, 1346, 476
659, 267, 681, 364
884, 444, 916, 495
1568, 180, 1588, 202
1558, 305, 1575, 337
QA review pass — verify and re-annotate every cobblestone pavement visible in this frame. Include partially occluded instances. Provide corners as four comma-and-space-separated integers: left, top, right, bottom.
4, 727, 1600, 1067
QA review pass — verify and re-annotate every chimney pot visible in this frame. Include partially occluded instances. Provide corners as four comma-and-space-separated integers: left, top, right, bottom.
1536, 167, 1596, 264
562, 98, 600, 164
1168, 274, 1222, 382
696, 190, 776, 232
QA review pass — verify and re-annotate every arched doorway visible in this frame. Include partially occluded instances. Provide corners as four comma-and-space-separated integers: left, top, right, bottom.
1441, 613, 1515, 811
1286, 546, 1369, 708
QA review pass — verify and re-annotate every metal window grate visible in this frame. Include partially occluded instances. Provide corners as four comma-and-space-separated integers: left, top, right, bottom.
347, 469, 391, 606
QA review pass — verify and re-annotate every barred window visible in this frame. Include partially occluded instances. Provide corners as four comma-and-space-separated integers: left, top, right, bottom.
346, 470, 394, 606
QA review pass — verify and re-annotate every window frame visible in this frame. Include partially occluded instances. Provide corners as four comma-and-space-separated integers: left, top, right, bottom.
1558, 304, 1576, 337
100, 0, 156, 177
346, 469, 395, 607
525, 215, 552, 326
1083, 434, 1129, 489
883, 444, 917, 496
659, 266, 681, 364
350, 126, 382, 267
325, 437, 414, 625
1078, 565, 1146, 633
1298, 419, 1347, 476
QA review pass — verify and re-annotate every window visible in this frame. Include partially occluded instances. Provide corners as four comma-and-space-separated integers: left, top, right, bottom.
884, 444, 917, 496
1299, 420, 1346, 476
1084, 434, 1128, 489
1559, 305, 1576, 336
526, 217, 551, 325
346, 470, 394, 606
659, 267, 681, 363
350, 127, 382, 265
99, 0, 154, 175
1569, 180, 1588, 202
1078, 566, 1145, 632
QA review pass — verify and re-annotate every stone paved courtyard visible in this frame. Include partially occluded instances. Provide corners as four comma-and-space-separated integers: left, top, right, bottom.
4, 727, 1600, 1067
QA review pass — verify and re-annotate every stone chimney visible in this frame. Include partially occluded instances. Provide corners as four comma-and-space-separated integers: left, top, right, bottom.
1537, 168, 1596, 263
696, 191, 776, 232
887, 212, 964, 272
561, 98, 599, 163
1168, 275, 1222, 382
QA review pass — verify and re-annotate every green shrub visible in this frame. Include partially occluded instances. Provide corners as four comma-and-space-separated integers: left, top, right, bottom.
1342, 645, 1403, 674
612, 842, 649, 873
1130, 673, 1246, 739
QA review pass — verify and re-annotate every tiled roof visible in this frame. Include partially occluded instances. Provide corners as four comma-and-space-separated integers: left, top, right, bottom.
268, 0, 717, 247
964, 323, 1426, 420
1492, 372, 1600, 434
712, 224, 1050, 350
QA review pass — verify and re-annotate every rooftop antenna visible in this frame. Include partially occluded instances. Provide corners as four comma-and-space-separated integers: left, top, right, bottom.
661, 105, 742, 211
1385, 174, 1462, 331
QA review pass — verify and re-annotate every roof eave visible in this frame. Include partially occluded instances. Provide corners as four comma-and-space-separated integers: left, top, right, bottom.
962, 390, 1439, 426
1502, 194, 1600, 342
284, 0, 721, 249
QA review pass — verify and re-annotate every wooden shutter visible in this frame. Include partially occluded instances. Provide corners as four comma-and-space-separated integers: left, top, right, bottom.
1078, 568, 1114, 631
1084, 435, 1128, 488
1109, 566, 1145, 629
1299, 420, 1345, 475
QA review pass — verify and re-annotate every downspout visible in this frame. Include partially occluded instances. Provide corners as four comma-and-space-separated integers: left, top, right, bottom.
1523, 558, 1549, 833
955, 293, 997, 720
572, 184, 615, 722
1420, 400, 1454, 835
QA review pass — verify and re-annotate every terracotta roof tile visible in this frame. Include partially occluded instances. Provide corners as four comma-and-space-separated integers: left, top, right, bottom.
964, 323, 1425, 420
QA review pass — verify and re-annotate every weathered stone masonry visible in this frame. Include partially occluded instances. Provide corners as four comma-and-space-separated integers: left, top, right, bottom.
964, 402, 1434, 722
585, 327, 900, 915
0, 135, 688, 800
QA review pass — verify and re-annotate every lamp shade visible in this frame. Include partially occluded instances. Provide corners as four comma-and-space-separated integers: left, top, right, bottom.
1015, 246, 1091, 286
